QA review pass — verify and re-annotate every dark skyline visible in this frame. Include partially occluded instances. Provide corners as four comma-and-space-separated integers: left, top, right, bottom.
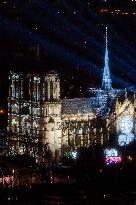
0, 0, 136, 107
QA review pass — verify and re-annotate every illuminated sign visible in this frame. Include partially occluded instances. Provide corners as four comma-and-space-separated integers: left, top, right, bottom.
104, 148, 118, 157
104, 148, 122, 165
105, 156, 122, 166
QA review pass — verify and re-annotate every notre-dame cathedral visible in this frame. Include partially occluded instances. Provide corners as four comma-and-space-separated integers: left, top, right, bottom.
7, 28, 136, 161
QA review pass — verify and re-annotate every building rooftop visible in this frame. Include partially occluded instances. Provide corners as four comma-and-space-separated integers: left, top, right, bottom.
62, 98, 98, 115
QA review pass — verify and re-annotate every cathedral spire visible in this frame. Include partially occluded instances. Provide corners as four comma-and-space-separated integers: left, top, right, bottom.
102, 27, 112, 90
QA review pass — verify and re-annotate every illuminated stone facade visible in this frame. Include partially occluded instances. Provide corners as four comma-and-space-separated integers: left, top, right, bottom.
7, 71, 136, 159
7, 72, 43, 158
7, 69, 113, 159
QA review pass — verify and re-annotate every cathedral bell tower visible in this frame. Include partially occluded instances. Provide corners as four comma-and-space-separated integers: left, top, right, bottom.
42, 71, 62, 159
44, 70, 60, 101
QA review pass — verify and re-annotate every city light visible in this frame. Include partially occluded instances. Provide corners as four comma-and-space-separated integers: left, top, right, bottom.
104, 148, 122, 166
118, 115, 135, 146
0, 0, 136, 203
105, 156, 122, 166
70, 151, 78, 160
104, 148, 118, 157
118, 133, 135, 146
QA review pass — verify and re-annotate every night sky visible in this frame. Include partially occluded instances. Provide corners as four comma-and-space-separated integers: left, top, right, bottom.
0, 0, 136, 107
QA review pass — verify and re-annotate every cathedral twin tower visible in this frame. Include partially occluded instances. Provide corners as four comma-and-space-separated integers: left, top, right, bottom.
8, 71, 61, 158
